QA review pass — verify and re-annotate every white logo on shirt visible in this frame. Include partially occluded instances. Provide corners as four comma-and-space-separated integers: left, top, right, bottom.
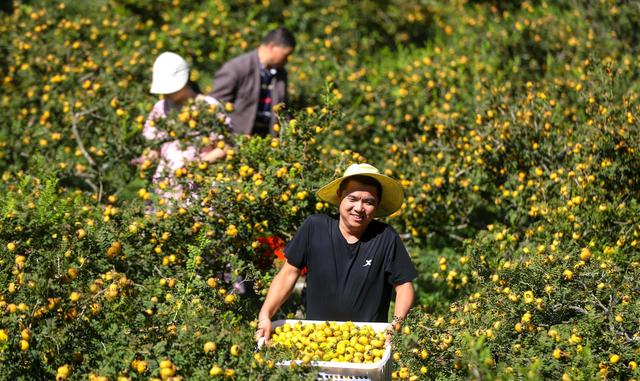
363, 259, 372, 267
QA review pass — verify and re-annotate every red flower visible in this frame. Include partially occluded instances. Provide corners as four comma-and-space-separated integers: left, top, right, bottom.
256, 236, 306, 275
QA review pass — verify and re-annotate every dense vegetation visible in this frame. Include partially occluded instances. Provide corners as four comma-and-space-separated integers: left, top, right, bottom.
1, 0, 639, 380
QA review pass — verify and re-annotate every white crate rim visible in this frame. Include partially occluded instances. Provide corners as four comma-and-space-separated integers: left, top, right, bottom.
267, 319, 392, 370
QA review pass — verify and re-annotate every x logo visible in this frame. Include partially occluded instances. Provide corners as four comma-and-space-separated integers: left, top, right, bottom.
363, 259, 372, 267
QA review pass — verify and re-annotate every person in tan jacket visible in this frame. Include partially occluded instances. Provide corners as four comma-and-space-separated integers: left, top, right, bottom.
209, 27, 295, 137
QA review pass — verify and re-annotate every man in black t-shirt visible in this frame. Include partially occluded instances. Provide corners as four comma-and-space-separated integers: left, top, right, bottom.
256, 163, 417, 341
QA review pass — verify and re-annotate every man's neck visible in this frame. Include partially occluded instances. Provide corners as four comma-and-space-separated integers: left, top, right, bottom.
257, 45, 271, 69
338, 218, 367, 244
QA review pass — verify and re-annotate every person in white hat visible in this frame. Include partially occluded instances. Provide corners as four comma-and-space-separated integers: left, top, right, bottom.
256, 163, 417, 341
138, 52, 231, 201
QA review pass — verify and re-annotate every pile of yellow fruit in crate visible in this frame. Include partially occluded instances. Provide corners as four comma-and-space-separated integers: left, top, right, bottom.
270, 320, 389, 364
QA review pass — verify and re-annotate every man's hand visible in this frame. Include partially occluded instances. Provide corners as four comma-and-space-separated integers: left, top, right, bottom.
129, 149, 159, 165
255, 261, 301, 344
387, 282, 414, 343
200, 146, 226, 162
393, 282, 414, 321
385, 315, 403, 344
256, 317, 272, 343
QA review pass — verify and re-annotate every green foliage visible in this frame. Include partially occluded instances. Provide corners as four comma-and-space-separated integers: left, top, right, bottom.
2, 0, 640, 380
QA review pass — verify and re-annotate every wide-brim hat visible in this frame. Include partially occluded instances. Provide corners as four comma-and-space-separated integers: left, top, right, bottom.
150, 52, 189, 94
317, 163, 404, 217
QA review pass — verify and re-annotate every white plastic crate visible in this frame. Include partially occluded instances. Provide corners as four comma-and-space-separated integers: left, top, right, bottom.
264, 319, 393, 381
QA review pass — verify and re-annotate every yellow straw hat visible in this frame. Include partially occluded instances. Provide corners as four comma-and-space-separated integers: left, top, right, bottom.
317, 163, 404, 217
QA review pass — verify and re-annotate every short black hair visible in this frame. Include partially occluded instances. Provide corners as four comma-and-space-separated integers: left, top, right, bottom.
187, 80, 201, 94
262, 27, 296, 49
338, 175, 382, 202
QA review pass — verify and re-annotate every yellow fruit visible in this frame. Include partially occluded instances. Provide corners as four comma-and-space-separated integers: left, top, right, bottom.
204, 341, 217, 353
56, 365, 70, 380
610, 354, 620, 364
134, 360, 147, 373
159, 366, 174, 378
230, 344, 240, 356
57, 363, 71, 373
19, 339, 29, 351
269, 321, 387, 364
562, 269, 574, 280
209, 365, 223, 376
159, 359, 173, 369
579, 248, 591, 261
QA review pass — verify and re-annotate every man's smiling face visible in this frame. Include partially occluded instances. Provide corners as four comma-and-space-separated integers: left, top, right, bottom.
337, 178, 379, 232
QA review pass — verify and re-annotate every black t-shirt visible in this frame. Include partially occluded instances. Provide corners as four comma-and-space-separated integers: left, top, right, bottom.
285, 214, 417, 322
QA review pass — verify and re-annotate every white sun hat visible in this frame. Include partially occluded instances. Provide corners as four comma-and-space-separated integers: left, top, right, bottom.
150, 52, 190, 94
317, 163, 405, 217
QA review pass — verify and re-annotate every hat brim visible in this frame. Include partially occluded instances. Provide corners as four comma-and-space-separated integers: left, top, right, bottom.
317, 173, 404, 217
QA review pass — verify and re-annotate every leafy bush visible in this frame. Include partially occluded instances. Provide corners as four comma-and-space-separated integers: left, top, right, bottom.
2, 0, 640, 380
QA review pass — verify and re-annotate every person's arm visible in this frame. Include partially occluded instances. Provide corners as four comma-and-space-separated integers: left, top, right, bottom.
199, 145, 227, 162
131, 102, 165, 166
256, 261, 301, 341
392, 281, 414, 328
129, 148, 159, 166
143, 101, 169, 141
